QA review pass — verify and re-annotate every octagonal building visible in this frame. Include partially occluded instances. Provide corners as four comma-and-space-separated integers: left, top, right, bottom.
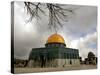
27, 33, 80, 67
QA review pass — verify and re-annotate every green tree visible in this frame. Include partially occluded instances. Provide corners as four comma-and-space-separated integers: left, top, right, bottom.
88, 52, 95, 58
87, 52, 96, 65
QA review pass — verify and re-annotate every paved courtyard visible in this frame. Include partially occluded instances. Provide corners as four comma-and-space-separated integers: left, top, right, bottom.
14, 65, 97, 73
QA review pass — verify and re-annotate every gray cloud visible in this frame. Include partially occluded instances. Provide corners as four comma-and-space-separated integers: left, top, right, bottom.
77, 32, 97, 59
14, 2, 97, 59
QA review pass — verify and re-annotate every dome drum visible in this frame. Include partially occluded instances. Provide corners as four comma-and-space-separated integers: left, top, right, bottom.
45, 42, 66, 48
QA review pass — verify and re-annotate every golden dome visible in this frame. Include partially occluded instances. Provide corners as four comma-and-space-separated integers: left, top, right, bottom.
46, 33, 65, 44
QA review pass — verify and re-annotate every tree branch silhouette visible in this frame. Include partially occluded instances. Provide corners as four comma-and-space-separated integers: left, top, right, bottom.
24, 2, 75, 32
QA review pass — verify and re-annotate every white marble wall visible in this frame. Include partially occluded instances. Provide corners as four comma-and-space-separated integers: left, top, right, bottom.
27, 60, 34, 67
56, 59, 80, 67
27, 59, 80, 68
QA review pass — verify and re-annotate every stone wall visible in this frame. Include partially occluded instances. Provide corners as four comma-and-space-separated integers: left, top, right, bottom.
27, 59, 80, 68
57, 59, 80, 67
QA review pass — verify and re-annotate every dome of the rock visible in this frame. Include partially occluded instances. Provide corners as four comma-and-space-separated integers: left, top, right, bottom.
46, 33, 65, 44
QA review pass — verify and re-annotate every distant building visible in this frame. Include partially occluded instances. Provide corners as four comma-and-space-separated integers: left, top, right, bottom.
27, 33, 80, 67
14, 59, 28, 67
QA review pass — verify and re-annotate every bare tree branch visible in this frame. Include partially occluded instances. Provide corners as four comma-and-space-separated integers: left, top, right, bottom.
24, 2, 75, 32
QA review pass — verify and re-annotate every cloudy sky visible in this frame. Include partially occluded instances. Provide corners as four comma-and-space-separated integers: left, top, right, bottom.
14, 2, 97, 60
